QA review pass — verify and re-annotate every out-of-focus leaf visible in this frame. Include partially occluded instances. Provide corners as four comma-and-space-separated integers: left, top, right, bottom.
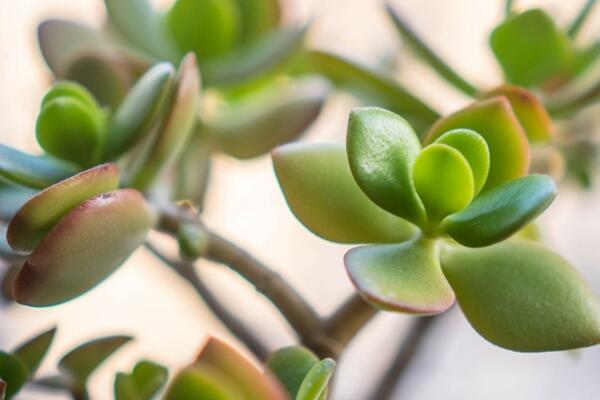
267, 346, 318, 398
128, 54, 200, 191
202, 25, 307, 87
0, 378, 5, 399
425, 97, 529, 191
165, 366, 243, 400
13, 327, 57, 377
42, 81, 100, 112
413, 144, 474, 224
207, 78, 329, 159
115, 360, 168, 400
13, 189, 156, 306
0, 184, 38, 223
295, 359, 335, 400
105, 0, 178, 61
480, 85, 553, 143
442, 175, 556, 247
0, 352, 28, 398
166, 0, 240, 60
306, 50, 439, 133
273, 142, 415, 244
7, 164, 120, 253
105, 63, 175, 159
434, 129, 489, 195
441, 241, 600, 351
345, 237, 455, 313
347, 107, 426, 225
59, 336, 133, 393
490, 9, 573, 88
0, 144, 78, 190
173, 134, 211, 210
234, 0, 279, 43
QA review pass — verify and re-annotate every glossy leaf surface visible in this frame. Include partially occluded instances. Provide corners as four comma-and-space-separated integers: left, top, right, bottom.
267, 346, 318, 398
295, 359, 335, 400
442, 241, 600, 351
0, 352, 28, 398
273, 142, 415, 244
7, 164, 120, 253
345, 237, 455, 313
115, 360, 168, 400
443, 175, 556, 247
42, 81, 99, 111
13, 327, 57, 377
13, 189, 155, 306
347, 107, 425, 225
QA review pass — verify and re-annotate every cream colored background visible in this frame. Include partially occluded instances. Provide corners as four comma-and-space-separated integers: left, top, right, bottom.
2, 0, 600, 399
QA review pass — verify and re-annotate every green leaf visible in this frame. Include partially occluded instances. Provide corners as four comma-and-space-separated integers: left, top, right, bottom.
207, 78, 329, 159
0, 352, 28, 398
480, 85, 553, 144
0, 144, 78, 190
165, 366, 244, 400
127, 54, 201, 191
105, 63, 176, 160
166, 0, 240, 60
13, 189, 156, 306
347, 107, 425, 225
7, 164, 120, 253
441, 241, 600, 351
233, 0, 279, 43
345, 236, 455, 313
202, 25, 307, 87
425, 97, 529, 191
42, 81, 100, 112
306, 50, 439, 133
413, 144, 474, 224
115, 360, 168, 400
178, 222, 210, 261
172, 134, 212, 210
433, 129, 489, 195
273, 142, 415, 244
267, 347, 319, 398
442, 175, 557, 247
59, 336, 133, 392
490, 9, 574, 88
13, 327, 57, 377
295, 359, 335, 400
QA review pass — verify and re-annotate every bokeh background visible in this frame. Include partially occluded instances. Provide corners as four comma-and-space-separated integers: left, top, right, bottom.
2, 0, 600, 398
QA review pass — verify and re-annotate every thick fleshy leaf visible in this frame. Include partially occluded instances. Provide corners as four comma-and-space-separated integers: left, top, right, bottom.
234, 0, 279, 43
207, 78, 329, 159
42, 81, 100, 112
434, 129, 489, 195
173, 135, 212, 210
7, 164, 120, 253
345, 237, 455, 313
490, 9, 573, 88
128, 54, 200, 191
347, 107, 425, 225
115, 360, 168, 400
178, 222, 210, 261
165, 366, 244, 400
267, 347, 318, 398
0, 145, 77, 190
105, 0, 178, 61
13, 189, 156, 306
425, 97, 529, 191
441, 241, 600, 351
0, 352, 28, 398
13, 327, 57, 377
202, 25, 307, 87
295, 359, 335, 400
105, 63, 176, 159
273, 142, 415, 244
413, 144, 474, 224
306, 50, 439, 133
442, 174, 556, 247
194, 337, 287, 400
166, 0, 240, 60
59, 336, 133, 392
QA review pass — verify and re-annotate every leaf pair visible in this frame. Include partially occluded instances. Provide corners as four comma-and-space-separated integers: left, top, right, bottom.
115, 360, 168, 400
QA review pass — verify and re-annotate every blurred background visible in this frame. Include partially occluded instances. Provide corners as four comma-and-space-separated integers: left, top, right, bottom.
2, 0, 600, 398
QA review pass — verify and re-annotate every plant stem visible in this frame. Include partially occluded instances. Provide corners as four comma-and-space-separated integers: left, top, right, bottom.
384, 2, 479, 97
145, 242, 270, 360
371, 316, 437, 400
504, 0, 516, 18
567, 0, 598, 39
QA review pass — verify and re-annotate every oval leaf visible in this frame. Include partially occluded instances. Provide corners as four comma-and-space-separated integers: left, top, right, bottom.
425, 97, 529, 191
345, 237, 455, 313
442, 174, 557, 247
441, 241, 600, 351
295, 359, 335, 400
42, 81, 100, 112
273, 142, 415, 244
7, 164, 120, 253
413, 144, 474, 224
13, 327, 57, 377
347, 107, 425, 225
267, 347, 318, 398
115, 360, 168, 400
0, 352, 28, 398
13, 189, 156, 306
165, 366, 244, 400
